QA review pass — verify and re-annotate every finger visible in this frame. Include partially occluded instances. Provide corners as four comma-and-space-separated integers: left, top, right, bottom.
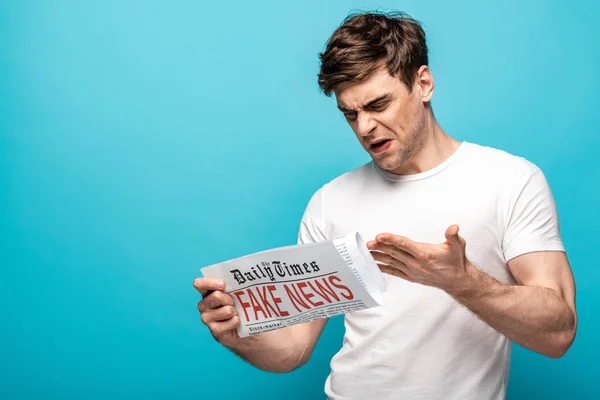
369, 242, 414, 263
193, 277, 225, 297
201, 305, 237, 325
374, 233, 421, 257
378, 264, 411, 281
370, 250, 394, 265
371, 251, 410, 273
444, 224, 465, 248
197, 291, 234, 313
208, 316, 241, 337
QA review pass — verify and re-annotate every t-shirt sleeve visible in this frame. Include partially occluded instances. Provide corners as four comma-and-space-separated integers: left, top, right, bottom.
502, 162, 565, 262
297, 188, 329, 245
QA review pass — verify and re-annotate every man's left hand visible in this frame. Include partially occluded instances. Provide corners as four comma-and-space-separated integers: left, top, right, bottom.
366, 224, 474, 293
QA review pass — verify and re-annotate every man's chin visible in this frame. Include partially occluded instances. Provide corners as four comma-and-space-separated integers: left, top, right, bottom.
372, 153, 406, 172
372, 158, 398, 173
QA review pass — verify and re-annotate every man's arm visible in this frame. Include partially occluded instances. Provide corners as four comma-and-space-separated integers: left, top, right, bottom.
194, 278, 328, 373
221, 319, 328, 373
449, 251, 577, 358
367, 225, 578, 359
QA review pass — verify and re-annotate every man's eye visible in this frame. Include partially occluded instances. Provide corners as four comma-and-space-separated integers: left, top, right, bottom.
344, 112, 357, 120
369, 103, 387, 112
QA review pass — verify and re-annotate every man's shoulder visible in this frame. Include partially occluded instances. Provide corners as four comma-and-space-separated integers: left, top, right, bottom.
463, 141, 541, 176
300, 162, 372, 222
319, 161, 374, 194
303, 162, 373, 209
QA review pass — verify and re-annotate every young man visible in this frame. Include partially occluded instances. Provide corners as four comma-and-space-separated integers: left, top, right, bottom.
193, 12, 577, 399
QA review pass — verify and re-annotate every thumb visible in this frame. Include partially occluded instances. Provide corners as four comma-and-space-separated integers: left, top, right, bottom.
444, 224, 462, 246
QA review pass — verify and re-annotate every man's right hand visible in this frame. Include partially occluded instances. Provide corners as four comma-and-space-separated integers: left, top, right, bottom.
193, 278, 241, 346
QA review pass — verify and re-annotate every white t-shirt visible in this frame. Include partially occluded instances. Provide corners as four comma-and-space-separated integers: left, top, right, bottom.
297, 141, 564, 400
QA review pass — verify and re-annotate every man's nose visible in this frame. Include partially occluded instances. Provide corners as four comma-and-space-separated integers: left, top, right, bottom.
356, 113, 376, 137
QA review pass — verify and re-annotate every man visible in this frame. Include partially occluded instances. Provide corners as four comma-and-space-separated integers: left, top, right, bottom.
193, 11, 577, 399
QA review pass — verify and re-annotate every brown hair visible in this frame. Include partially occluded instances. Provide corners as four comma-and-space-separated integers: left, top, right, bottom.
318, 11, 428, 96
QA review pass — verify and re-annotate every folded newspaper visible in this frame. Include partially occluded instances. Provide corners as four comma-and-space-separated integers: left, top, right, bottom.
200, 232, 387, 337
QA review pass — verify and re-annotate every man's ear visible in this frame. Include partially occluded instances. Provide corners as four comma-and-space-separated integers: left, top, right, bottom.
415, 65, 434, 102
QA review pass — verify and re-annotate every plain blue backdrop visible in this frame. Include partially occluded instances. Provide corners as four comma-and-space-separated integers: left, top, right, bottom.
1, 0, 598, 399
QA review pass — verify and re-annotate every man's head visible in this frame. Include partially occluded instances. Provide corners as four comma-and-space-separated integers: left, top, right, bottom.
318, 12, 435, 174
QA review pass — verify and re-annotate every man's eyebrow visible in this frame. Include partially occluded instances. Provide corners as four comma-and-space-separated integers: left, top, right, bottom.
337, 104, 353, 112
337, 93, 393, 112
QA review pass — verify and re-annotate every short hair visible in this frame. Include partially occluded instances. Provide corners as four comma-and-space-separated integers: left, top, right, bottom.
318, 11, 428, 96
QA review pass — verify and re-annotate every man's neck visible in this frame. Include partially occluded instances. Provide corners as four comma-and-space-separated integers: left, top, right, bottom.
391, 119, 461, 175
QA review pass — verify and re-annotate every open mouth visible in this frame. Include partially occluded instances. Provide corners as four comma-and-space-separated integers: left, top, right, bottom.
371, 139, 389, 148
370, 139, 391, 152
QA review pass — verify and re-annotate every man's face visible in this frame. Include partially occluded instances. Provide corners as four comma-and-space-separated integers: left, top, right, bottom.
334, 67, 430, 174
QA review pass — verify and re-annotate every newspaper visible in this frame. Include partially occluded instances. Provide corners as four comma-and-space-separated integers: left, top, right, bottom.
200, 232, 387, 338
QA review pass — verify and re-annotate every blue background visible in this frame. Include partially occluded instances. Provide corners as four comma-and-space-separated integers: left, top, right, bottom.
1, 0, 598, 398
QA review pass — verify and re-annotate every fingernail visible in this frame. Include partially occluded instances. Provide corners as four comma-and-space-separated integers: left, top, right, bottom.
217, 280, 225, 288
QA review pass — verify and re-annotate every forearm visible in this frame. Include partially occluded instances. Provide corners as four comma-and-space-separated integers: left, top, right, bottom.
224, 325, 316, 373
449, 263, 577, 358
